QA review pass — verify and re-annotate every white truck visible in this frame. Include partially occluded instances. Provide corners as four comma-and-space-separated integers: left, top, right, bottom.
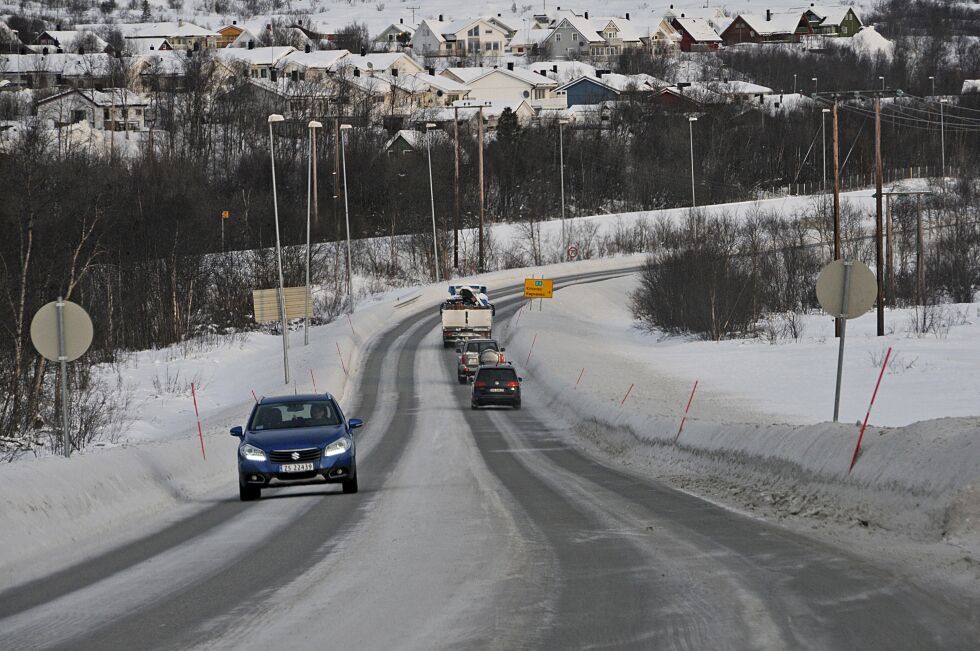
440, 285, 494, 347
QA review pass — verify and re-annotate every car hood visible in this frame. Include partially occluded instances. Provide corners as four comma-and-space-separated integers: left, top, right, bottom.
244, 425, 347, 450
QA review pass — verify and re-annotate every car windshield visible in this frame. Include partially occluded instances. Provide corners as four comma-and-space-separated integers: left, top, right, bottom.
250, 401, 341, 430
477, 368, 516, 383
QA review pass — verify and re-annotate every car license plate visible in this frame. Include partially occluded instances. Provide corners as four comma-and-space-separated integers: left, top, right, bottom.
280, 463, 315, 473
489, 388, 505, 393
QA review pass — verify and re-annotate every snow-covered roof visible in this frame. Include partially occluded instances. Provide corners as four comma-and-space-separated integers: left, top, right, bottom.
213, 46, 296, 66
341, 53, 421, 74
962, 80, 980, 94
708, 80, 774, 95
133, 50, 189, 75
38, 87, 149, 107
509, 27, 552, 48
598, 72, 662, 92
383, 129, 424, 151
470, 67, 556, 88
37, 31, 109, 51
553, 13, 605, 43
590, 17, 642, 42
0, 53, 113, 74
123, 38, 172, 54
806, 5, 861, 26
520, 60, 597, 84
280, 49, 349, 71
410, 72, 469, 93
441, 67, 493, 83
121, 21, 219, 38
736, 13, 807, 36
418, 19, 452, 43
673, 17, 722, 42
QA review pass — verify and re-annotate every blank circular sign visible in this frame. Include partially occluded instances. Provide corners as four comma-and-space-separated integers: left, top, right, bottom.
30, 300, 94, 362
816, 260, 877, 319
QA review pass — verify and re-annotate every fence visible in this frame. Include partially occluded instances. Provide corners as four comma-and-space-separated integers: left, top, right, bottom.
780, 165, 962, 196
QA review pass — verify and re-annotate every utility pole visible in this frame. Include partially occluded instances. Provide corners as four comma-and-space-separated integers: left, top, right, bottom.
478, 105, 485, 272
874, 96, 884, 336
334, 118, 342, 241
916, 194, 924, 305
832, 98, 841, 338
885, 193, 894, 304
453, 106, 461, 270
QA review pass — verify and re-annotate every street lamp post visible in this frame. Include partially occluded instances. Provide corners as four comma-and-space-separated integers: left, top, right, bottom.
267, 113, 289, 384
558, 118, 569, 257
928, 75, 935, 97
793, 73, 797, 94
939, 98, 947, 179
822, 108, 830, 190
339, 124, 354, 298
812, 76, 818, 95
688, 116, 697, 208
879, 76, 885, 90
425, 122, 440, 282
305, 120, 322, 346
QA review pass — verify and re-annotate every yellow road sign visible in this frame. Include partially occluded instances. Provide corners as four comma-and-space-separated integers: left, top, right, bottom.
252, 287, 312, 323
523, 278, 554, 299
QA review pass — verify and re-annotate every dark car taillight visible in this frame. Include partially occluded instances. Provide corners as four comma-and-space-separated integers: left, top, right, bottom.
474, 381, 487, 389
505, 381, 519, 388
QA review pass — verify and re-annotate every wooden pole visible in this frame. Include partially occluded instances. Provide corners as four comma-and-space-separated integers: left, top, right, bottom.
334, 117, 341, 241
312, 125, 319, 234
478, 105, 485, 273
832, 98, 842, 338
453, 105, 461, 270
916, 194, 925, 305
874, 96, 884, 336
886, 193, 895, 304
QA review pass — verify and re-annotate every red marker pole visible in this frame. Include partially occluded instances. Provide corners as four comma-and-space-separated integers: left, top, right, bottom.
525, 333, 538, 366
347, 314, 355, 337
575, 367, 585, 388
849, 347, 892, 473
336, 341, 349, 377
310, 368, 318, 393
619, 383, 634, 407
250, 389, 258, 403
191, 382, 206, 461
674, 380, 699, 444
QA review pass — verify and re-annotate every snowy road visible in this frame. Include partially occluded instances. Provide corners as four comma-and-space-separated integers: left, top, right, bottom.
1, 268, 978, 650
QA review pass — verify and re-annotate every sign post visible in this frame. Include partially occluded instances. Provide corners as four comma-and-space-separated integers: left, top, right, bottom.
816, 259, 876, 422
30, 298, 94, 457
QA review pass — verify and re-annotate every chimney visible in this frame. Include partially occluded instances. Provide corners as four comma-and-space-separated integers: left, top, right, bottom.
766, 9, 771, 21
497, 13, 501, 17
400, 18, 403, 24
626, 12, 630, 20
150, 45, 155, 50
552, 64, 558, 73
439, 14, 443, 21
392, 68, 398, 76
305, 44, 311, 53
248, 40, 254, 49
360, 46, 366, 56
584, 11, 589, 19
681, 13, 685, 18
354, 68, 360, 77
596, 69, 603, 78
428, 66, 435, 75
507, 61, 514, 70
178, 18, 184, 27
233, 20, 237, 25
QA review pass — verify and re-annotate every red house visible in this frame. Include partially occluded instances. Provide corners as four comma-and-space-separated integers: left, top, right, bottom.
721, 11, 812, 45
670, 17, 722, 52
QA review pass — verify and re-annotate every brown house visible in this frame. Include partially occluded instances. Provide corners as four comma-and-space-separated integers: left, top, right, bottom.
721, 11, 812, 45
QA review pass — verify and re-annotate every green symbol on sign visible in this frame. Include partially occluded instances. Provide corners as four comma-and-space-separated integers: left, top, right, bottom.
535, 280, 543, 286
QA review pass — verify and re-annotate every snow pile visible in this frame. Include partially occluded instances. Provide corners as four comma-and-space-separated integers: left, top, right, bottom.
843, 26, 896, 60
500, 274, 980, 547
962, 80, 980, 94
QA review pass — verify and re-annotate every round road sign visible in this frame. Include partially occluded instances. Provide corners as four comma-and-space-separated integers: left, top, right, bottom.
30, 300, 94, 362
816, 260, 877, 319
567, 244, 579, 259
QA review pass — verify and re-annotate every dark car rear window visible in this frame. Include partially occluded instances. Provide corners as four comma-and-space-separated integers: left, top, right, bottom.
466, 341, 498, 354
249, 400, 341, 430
477, 368, 517, 382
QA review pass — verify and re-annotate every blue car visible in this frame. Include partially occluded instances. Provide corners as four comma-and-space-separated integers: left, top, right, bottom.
230, 393, 363, 501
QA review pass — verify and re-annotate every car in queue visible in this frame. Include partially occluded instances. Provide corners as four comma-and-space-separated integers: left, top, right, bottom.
455, 338, 504, 384
231, 394, 362, 501
471, 364, 522, 410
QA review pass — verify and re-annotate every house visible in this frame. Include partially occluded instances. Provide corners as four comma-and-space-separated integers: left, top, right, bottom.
278, 49, 350, 82
721, 11, 812, 45
486, 15, 519, 39
0, 22, 20, 53
291, 19, 336, 45
555, 76, 621, 108
217, 22, 245, 48
0, 53, 114, 89
373, 20, 416, 50
465, 65, 563, 109
507, 27, 551, 56
122, 37, 174, 55
645, 18, 683, 52
131, 50, 191, 91
439, 67, 493, 85
121, 20, 220, 51
450, 99, 537, 128
588, 16, 643, 57
412, 16, 510, 59
670, 17, 722, 52
408, 72, 471, 106
520, 60, 597, 84
34, 31, 111, 54
213, 46, 296, 81
649, 86, 705, 111
339, 52, 423, 78
382, 129, 425, 155
541, 12, 604, 58
36, 87, 149, 130
804, 6, 863, 37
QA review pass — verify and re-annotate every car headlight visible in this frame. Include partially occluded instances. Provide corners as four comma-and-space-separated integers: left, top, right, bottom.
324, 437, 351, 457
240, 443, 267, 462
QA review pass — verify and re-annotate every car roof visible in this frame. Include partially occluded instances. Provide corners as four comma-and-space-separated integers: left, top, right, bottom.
477, 364, 515, 371
258, 393, 335, 404
464, 338, 497, 344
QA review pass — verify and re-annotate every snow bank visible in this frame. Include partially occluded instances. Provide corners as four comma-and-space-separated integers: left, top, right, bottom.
500, 274, 980, 547
841, 26, 896, 60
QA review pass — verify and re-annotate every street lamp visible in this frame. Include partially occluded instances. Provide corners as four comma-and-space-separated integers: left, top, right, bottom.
304, 120, 322, 346
339, 124, 354, 298
821, 108, 830, 190
267, 113, 289, 384
939, 98, 948, 179
558, 117, 569, 257
688, 115, 697, 208
811, 76, 818, 95
928, 75, 935, 97
879, 75, 885, 90
424, 122, 440, 282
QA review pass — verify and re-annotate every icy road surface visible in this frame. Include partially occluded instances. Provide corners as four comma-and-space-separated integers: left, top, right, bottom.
0, 269, 977, 650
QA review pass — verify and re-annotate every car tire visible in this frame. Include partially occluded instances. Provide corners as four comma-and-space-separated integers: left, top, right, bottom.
342, 475, 358, 494
513, 401, 522, 410
239, 482, 260, 502
458, 375, 467, 385
471, 401, 479, 410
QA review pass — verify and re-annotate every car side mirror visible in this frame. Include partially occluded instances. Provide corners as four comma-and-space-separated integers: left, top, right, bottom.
501, 347, 506, 352
348, 418, 364, 430
518, 377, 523, 382
230, 426, 243, 437
455, 348, 461, 353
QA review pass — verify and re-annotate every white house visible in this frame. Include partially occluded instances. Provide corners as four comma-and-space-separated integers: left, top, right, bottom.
412, 16, 509, 58
213, 46, 296, 81
373, 21, 416, 50
120, 20, 219, 51
339, 52, 423, 78
36, 87, 149, 130
465, 66, 563, 109
278, 49, 350, 82
34, 30, 111, 54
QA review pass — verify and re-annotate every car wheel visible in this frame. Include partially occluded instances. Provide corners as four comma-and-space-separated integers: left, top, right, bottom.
471, 401, 479, 410
458, 375, 467, 385
513, 401, 522, 410
239, 482, 260, 502
342, 475, 358, 494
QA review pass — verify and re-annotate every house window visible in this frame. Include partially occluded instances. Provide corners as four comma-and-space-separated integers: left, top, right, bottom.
572, 32, 578, 40
485, 42, 491, 50
556, 33, 561, 41
841, 26, 848, 35
492, 42, 499, 50
103, 108, 110, 121
261, 69, 267, 78
72, 109, 86, 123
468, 27, 479, 37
